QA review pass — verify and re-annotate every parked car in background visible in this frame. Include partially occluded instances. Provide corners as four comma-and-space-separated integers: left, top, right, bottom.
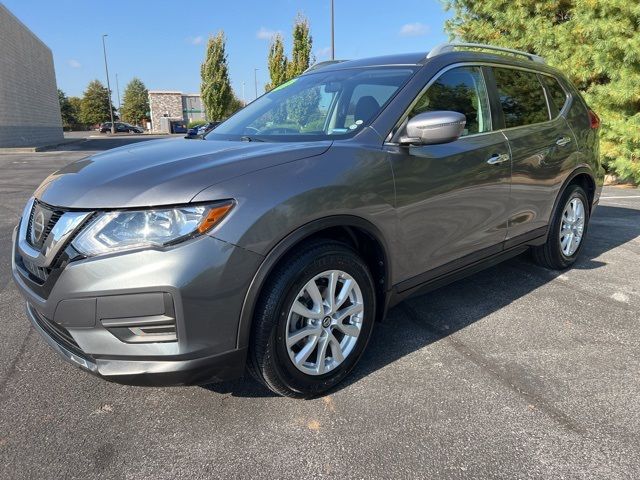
171, 121, 188, 134
12, 43, 602, 398
99, 122, 144, 134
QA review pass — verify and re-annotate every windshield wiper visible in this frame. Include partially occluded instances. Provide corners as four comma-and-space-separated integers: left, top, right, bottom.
240, 136, 265, 142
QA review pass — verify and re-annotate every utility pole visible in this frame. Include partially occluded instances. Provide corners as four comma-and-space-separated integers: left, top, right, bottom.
115, 73, 121, 115
242, 82, 246, 106
254, 68, 259, 100
330, 0, 335, 60
101, 34, 116, 134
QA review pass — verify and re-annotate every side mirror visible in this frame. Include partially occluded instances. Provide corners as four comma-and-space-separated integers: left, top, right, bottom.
400, 111, 466, 145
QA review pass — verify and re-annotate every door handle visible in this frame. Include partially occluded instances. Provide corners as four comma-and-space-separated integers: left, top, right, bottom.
556, 136, 572, 147
486, 153, 510, 165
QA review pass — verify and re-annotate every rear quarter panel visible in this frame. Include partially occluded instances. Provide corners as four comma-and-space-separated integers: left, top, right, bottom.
561, 76, 604, 198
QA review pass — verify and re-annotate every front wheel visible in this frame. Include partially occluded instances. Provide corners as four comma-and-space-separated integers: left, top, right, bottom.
248, 241, 376, 398
532, 184, 590, 270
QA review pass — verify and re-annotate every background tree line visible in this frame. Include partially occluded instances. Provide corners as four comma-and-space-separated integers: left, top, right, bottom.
58, 78, 149, 129
60, 13, 315, 131
444, 0, 640, 183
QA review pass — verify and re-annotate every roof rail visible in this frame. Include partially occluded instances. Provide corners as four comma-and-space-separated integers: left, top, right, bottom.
427, 42, 545, 64
303, 59, 348, 73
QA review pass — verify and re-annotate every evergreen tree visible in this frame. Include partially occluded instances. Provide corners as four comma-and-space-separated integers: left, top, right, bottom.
79, 80, 115, 126
120, 78, 149, 126
287, 14, 314, 79
266, 33, 288, 91
444, 0, 640, 183
200, 31, 233, 121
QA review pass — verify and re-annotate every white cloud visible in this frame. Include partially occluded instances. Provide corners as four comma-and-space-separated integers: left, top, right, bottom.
68, 59, 81, 68
399, 22, 429, 37
256, 27, 281, 40
316, 46, 332, 59
187, 35, 203, 45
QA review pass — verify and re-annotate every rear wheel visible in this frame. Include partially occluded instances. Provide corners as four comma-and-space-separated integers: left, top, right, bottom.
248, 241, 376, 398
532, 184, 590, 269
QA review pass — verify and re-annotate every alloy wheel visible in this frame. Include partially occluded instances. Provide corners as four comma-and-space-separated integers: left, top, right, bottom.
559, 196, 586, 257
285, 270, 364, 376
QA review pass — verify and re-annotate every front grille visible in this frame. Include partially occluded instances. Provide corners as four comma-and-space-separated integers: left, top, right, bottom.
26, 200, 65, 250
43, 211, 63, 241
20, 257, 51, 283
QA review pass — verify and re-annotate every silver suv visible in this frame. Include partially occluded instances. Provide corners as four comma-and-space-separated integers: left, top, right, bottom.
12, 43, 603, 397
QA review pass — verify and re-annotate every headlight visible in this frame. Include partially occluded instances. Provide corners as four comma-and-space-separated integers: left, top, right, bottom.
72, 201, 234, 257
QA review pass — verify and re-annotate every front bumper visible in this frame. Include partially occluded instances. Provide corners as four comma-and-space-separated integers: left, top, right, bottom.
12, 226, 263, 386
26, 302, 247, 385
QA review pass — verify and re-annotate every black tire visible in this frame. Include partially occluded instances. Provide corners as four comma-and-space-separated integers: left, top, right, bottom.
248, 240, 376, 398
532, 184, 590, 270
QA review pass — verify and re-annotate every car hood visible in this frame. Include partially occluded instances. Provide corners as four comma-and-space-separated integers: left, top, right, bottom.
34, 138, 332, 209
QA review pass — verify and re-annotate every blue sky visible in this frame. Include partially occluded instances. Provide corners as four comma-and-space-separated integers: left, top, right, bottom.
3, 0, 452, 102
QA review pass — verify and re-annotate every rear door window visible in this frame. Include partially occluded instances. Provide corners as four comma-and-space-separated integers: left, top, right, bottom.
493, 67, 550, 128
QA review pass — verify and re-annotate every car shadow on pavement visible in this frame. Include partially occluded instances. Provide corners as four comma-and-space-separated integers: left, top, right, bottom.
203, 205, 640, 398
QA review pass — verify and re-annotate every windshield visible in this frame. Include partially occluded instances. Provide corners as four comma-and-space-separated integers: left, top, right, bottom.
207, 67, 416, 142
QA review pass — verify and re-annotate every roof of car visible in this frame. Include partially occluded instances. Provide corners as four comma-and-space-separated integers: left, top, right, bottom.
302, 44, 556, 76
304, 52, 428, 73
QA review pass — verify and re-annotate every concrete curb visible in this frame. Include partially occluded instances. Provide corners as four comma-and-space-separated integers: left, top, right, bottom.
0, 138, 85, 153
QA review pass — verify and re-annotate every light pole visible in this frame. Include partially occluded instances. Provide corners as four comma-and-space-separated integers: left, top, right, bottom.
254, 68, 259, 100
101, 34, 116, 134
115, 73, 121, 115
330, 0, 335, 60
242, 82, 246, 106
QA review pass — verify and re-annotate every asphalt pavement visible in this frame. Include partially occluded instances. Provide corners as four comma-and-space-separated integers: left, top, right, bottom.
0, 136, 639, 479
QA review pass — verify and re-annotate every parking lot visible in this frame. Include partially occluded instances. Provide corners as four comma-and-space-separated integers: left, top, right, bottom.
0, 136, 638, 479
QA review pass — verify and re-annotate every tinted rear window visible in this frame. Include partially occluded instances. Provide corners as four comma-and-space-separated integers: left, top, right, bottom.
493, 68, 550, 128
540, 75, 568, 116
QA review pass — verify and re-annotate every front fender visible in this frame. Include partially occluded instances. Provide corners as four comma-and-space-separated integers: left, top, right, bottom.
192, 144, 396, 257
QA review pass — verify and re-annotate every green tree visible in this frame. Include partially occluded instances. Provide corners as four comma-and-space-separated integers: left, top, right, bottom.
287, 14, 314, 79
120, 78, 149, 126
79, 80, 115, 126
224, 94, 245, 117
68, 97, 83, 126
443, 0, 640, 183
266, 33, 288, 91
58, 89, 78, 129
200, 31, 233, 121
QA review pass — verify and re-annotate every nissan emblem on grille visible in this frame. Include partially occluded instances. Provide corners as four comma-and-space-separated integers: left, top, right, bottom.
31, 207, 46, 245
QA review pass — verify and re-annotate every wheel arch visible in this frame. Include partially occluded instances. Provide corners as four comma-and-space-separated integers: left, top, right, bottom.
236, 215, 392, 350
549, 166, 597, 223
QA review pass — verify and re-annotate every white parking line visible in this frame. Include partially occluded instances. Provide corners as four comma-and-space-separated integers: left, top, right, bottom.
601, 195, 640, 199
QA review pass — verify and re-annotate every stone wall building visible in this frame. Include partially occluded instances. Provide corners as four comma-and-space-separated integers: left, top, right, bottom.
148, 91, 206, 133
0, 4, 63, 147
